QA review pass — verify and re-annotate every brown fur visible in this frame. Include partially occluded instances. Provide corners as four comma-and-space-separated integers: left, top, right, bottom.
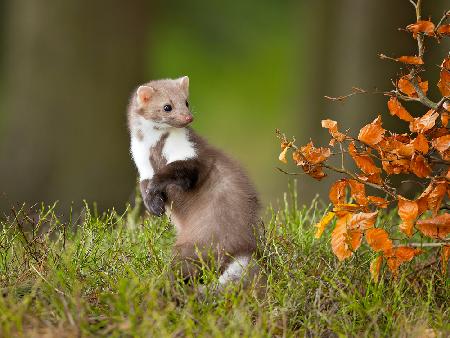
167, 129, 261, 276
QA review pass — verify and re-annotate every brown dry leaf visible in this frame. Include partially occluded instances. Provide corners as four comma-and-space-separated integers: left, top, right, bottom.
366, 228, 393, 253
347, 211, 378, 230
370, 256, 383, 282
438, 57, 450, 97
416, 213, 450, 239
387, 97, 414, 122
348, 179, 367, 206
358, 116, 385, 145
398, 75, 428, 98
406, 20, 435, 37
300, 142, 331, 165
412, 133, 429, 154
441, 245, 450, 275
331, 213, 353, 261
432, 134, 450, 152
409, 110, 439, 133
410, 154, 432, 178
367, 196, 389, 208
321, 119, 346, 143
384, 247, 423, 275
442, 111, 449, 127
396, 56, 424, 65
329, 179, 348, 205
437, 24, 450, 36
398, 196, 418, 237
314, 211, 335, 239
348, 142, 382, 175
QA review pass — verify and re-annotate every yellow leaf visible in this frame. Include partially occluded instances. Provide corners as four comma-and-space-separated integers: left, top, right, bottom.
314, 211, 335, 239
279, 147, 289, 163
370, 256, 383, 283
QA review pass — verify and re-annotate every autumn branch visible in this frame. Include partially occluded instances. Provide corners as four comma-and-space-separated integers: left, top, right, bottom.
275, 0, 450, 279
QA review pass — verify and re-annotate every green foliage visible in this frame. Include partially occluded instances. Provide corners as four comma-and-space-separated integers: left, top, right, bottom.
0, 194, 448, 337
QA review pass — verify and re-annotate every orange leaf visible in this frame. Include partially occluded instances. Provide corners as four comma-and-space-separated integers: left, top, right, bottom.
411, 133, 429, 154
409, 109, 439, 133
410, 154, 432, 178
427, 181, 448, 215
370, 256, 383, 282
314, 211, 335, 239
332, 203, 362, 216
347, 211, 378, 231
367, 196, 389, 208
300, 141, 331, 165
331, 213, 354, 261
437, 24, 450, 36
398, 196, 418, 221
384, 247, 422, 275
398, 75, 428, 98
387, 97, 414, 122
437, 57, 450, 97
398, 196, 418, 237
366, 228, 393, 253
358, 116, 385, 146
442, 111, 449, 128
416, 189, 432, 217
329, 179, 348, 205
321, 119, 346, 142
432, 134, 450, 152
357, 173, 383, 185
406, 20, 435, 37
441, 246, 450, 275
349, 230, 363, 251
396, 56, 424, 65
348, 142, 382, 175
416, 213, 450, 239
348, 179, 367, 206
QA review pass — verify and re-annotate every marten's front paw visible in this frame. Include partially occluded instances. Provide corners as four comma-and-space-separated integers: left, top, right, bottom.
144, 190, 166, 217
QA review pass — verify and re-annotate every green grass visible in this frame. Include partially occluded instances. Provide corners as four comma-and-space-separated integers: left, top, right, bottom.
0, 190, 448, 337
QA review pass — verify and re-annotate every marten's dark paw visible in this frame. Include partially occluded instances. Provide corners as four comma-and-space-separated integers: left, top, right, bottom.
144, 191, 166, 217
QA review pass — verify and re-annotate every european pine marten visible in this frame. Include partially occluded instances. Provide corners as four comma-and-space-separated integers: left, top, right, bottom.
127, 76, 261, 287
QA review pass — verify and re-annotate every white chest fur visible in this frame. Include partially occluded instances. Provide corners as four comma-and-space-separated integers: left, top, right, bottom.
130, 118, 197, 181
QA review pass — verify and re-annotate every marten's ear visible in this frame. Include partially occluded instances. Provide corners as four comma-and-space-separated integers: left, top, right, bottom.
137, 85, 155, 106
177, 76, 189, 95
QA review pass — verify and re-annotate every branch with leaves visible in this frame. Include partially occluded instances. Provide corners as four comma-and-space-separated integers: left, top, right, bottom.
276, 1, 450, 281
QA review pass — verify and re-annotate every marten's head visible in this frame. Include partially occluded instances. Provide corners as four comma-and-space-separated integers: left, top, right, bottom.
134, 77, 193, 128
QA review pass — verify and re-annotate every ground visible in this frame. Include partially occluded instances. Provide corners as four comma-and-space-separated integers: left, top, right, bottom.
0, 188, 448, 337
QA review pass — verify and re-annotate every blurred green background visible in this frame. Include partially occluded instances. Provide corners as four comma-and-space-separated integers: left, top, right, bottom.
0, 0, 448, 214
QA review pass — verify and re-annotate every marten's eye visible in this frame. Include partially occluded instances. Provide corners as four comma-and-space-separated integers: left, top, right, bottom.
163, 104, 172, 112
185, 100, 189, 107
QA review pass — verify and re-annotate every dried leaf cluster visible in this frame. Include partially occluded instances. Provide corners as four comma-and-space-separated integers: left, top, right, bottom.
277, 3, 449, 280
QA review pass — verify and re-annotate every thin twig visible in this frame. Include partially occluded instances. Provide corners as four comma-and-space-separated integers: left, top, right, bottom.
276, 167, 305, 176
410, 0, 425, 57
435, 10, 450, 32
322, 164, 397, 198
400, 242, 449, 248
408, 70, 438, 109
324, 87, 367, 102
